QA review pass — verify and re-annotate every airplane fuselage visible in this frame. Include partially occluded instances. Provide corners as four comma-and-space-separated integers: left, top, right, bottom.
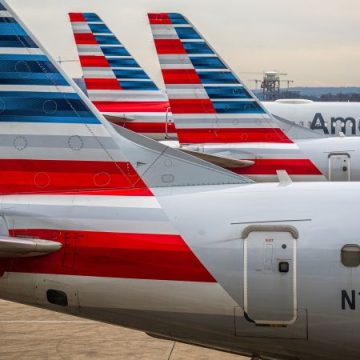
264, 100, 360, 136
0, 182, 360, 360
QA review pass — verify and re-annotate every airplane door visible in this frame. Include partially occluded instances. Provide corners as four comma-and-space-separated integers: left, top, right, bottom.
329, 153, 350, 181
243, 225, 298, 325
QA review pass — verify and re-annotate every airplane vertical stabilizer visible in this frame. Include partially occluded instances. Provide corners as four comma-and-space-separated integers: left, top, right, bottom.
69, 13, 175, 139
148, 13, 324, 180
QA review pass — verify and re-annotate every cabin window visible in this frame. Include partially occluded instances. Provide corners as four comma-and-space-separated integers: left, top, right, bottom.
341, 244, 360, 267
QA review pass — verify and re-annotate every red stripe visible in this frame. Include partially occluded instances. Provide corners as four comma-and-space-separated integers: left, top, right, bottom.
169, 99, 216, 114
69, 13, 85, 22
154, 39, 186, 55
8, 229, 215, 283
177, 128, 292, 144
80, 56, 110, 68
162, 69, 201, 84
74, 33, 98, 45
230, 159, 322, 176
94, 101, 170, 113
114, 121, 176, 134
0, 159, 150, 195
148, 13, 172, 25
85, 78, 122, 90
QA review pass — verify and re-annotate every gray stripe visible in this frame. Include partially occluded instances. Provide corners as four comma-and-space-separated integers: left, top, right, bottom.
0, 147, 126, 161
4, 204, 168, 222
0, 134, 117, 150
10, 216, 175, 234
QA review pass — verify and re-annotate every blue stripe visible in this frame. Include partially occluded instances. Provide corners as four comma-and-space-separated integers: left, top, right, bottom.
213, 101, 265, 114
0, 35, 38, 48
205, 86, 251, 99
183, 42, 213, 55
0, 17, 17, 23
0, 54, 47, 61
0, 115, 100, 124
120, 81, 158, 90
83, 13, 101, 22
168, 13, 188, 25
0, 23, 26, 36
105, 58, 138, 68
175, 27, 201, 40
89, 24, 111, 34
198, 71, 239, 84
0, 73, 68, 86
0, 91, 77, 99
114, 69, 149, 80
95, 35, 120, 45
0, 97, 96, 114
102, 46, 129, 57
0, 4, 6, 10
0, 60, 59, 73
190, 56, 226, 69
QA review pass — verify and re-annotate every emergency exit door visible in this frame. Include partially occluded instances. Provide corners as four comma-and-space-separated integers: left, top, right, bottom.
329, 153, 350, 181
242, 225, 298, 325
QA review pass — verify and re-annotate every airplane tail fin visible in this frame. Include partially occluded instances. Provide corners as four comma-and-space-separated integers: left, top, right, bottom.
148, 13, 291, 145
69, 12, 174, 138
0, 1, 248, 196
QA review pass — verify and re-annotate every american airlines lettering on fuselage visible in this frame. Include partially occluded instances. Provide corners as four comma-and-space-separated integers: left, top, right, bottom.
264, 100, 360, 136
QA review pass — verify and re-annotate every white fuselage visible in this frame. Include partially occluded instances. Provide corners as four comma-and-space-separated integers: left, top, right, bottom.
264, 100, 360, 136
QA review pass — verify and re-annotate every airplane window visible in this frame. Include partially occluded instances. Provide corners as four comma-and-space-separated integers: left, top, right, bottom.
341, 244, 360, 267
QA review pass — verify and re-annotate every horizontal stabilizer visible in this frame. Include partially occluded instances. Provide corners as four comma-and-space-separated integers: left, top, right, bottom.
180, 149, 254, 168
103, 114, 135, 123
0, 236, 62, 258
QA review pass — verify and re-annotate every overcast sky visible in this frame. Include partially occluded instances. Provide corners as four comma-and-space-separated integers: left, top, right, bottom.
6, 0, 360, 88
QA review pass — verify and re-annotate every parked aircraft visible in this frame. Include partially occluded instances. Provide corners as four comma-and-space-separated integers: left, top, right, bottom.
69, 12, 175, 140
1, 3, 360, 360
149, 12, 360, 182
265, 99, 360, 136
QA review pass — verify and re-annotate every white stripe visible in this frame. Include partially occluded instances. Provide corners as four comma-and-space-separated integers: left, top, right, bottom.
88, 92, 168, 102
3, 194, 160, 209
161, 63, 193, 70
71, 23, 91, 33
0, 11, 12, 17
167, 88, 208, 99
116, 78, 152, 82
83, 69, 115, 78
104, 111, 168, 118
0, 47, 43, 55
77, 50, 103, 56
0, 85, 74, 93
195, 69, 231, 73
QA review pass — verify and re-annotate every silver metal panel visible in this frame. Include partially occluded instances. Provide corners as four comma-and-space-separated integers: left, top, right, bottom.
329, 153, 351, 181
244, 229, 297, 324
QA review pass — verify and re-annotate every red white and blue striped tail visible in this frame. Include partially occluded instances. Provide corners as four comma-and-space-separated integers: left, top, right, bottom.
0, 3, 246, 195
69, 12, 175, 139
148, 13, 291, 145
149, 13, 325, 181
